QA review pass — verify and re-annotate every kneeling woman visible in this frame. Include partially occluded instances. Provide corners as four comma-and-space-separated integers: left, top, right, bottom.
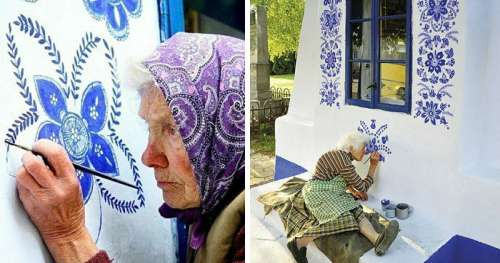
259, 133, 398, 263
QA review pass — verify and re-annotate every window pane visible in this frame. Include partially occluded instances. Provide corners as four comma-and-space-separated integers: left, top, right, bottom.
351, 22, 371, 60
380, 19, 406, 60
351, 0, 371, 19
380, 63, 406, 105
351, 62, 373, 101
380, 0, 406, 16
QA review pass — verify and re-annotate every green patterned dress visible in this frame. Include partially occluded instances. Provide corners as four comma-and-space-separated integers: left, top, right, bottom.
258, 150, 373, 241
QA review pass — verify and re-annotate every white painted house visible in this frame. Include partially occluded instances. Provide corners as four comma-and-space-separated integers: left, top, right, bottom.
252, 0, 500, 262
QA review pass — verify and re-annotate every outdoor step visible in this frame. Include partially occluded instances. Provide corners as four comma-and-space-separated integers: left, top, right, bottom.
250, 172, 453, 262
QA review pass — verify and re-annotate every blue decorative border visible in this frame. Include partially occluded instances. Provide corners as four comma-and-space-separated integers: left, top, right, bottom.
357, 119, 392, 162
320, 0, 343, 108
414, 0, 459, 129
4, 15, 145, 219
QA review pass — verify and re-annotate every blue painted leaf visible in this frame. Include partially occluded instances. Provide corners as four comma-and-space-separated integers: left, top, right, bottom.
84, 0, 106, 17
88, 133, 118, 176
34, 75, 67, 123
36, 121, 61, 144
81, 81, 107, 132
74, 159, 93, 204
123, 0, 141, 15
106, 2, 129, 39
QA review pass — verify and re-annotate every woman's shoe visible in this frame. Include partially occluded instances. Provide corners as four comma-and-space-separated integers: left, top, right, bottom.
374, 220, 399, 256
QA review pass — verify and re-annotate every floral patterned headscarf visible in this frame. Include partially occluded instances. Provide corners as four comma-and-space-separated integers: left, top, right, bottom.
142, 32, 245, 249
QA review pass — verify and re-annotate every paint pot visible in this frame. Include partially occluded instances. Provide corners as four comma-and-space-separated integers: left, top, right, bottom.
381, 199, 390, 211
385, 204, 396, 218
396, 203, 411, 219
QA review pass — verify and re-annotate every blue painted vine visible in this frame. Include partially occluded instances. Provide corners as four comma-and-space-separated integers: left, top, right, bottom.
414, 0, 459, 129
319, 0, 343, 108
4, 15, 145, 238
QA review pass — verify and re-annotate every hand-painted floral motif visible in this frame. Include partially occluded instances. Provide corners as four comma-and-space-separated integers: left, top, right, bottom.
418, 0, 459, 33
357, 120, 392, 162
320, 0, 343, 108
415, 0, 459, 129
83, 0, 142, 41
34, 77, 118, 203
5, 15, 145, 240
320, 79, 341, 107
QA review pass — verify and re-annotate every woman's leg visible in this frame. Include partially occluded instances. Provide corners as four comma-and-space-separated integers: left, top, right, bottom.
296, 236, 315, 248
358, 216, 380, 245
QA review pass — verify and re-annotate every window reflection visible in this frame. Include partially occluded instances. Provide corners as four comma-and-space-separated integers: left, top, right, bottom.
351, 62, 373, 101
380, 63, 406, 105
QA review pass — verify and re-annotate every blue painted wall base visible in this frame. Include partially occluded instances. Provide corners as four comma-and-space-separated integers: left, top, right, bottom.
425, 235, 500, 263
274, 156, 308, 180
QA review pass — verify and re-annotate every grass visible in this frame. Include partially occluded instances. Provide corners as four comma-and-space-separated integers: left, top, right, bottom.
270, 74, 295, 91
250, 126, 275, 156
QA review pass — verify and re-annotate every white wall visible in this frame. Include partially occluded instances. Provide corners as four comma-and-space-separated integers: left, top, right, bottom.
0, 1, 175, 262
276, 0, 500, 248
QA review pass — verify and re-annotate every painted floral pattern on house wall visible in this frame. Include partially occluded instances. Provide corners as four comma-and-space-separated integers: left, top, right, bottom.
414, 0, 459, 129
5, 14, 145, 240
319, 0, 343, 108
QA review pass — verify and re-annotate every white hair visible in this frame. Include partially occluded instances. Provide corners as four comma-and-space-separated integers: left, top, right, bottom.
335, 132, 370, 152
123, 50, 155, 92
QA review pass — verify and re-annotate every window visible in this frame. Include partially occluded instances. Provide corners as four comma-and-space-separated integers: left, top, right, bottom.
346, 0, 411, 113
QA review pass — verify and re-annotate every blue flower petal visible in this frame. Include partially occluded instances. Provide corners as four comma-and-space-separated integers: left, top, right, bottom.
75, 159, 94, 204
106, 1, 129, 40
83, 0, 106, 18
122, 0, 141, 16
36, 121, 62, 144
88, 133, 118, 176
81, 81, 107, 132
34, 75, 67, 123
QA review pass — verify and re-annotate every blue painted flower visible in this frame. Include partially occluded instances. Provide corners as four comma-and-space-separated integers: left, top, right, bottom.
421, 100, 442, 125
325, 50, 338, 70
425, 51, 445, 73
320, 80, 340, 107
34, 75, 118, 203
321, 9, 341, 35
427, 0, 448, 22
83, 0, 142, 41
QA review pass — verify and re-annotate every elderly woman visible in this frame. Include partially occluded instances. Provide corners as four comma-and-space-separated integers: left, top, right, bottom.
15, 33, 244, 263
259, 133, 398, 263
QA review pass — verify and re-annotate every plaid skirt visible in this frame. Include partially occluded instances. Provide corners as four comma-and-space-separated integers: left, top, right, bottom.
258, 177, 364, 242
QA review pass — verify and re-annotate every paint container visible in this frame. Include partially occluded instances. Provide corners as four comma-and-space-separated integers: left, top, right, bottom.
385, 204, 396, 218
381, 199, 390, 211
396, 203, 411, 219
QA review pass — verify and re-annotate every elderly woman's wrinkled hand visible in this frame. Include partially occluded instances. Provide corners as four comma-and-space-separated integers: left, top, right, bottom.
369, 152, 381, 167
16, 139, 87, 245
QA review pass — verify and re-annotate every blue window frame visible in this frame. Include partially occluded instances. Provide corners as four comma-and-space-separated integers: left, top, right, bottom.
158, 0, 185, 42
345, 0, 412, 113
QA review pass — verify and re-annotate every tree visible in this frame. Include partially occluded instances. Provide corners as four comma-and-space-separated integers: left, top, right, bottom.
251, 0, 305, 59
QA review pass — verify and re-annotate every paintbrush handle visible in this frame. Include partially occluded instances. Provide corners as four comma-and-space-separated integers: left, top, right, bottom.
5, 140, 138, 190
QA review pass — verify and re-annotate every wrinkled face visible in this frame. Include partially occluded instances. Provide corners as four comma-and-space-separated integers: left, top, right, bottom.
350, 145, 366, 161
138, 84, 201, 209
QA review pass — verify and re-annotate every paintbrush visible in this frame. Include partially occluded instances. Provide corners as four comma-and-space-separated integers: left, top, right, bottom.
5, 140, 138, 190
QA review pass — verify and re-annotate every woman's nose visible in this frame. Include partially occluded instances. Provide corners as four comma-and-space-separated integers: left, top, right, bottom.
142, 142, 169, 168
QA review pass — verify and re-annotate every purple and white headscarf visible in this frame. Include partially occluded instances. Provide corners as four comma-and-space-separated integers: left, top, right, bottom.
142, 32, 245, 249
